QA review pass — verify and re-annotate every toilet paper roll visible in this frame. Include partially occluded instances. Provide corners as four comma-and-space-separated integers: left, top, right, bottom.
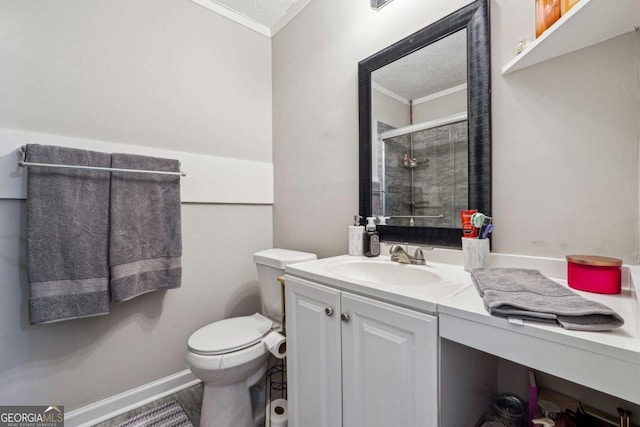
265, 398, 288, 427
263, 331, 286, 359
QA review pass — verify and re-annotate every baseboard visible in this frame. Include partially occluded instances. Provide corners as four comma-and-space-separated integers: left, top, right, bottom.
65, 369, 201, 427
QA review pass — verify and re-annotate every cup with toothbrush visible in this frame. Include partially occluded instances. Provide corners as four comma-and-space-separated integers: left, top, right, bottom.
462, 212, 492, 272
470, 212, 493, 239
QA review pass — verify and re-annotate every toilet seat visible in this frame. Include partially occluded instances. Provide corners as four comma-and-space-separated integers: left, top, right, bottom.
188, 313, 273, 356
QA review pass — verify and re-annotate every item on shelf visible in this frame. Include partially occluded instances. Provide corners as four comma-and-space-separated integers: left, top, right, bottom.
578, 403, 630, 427
532, 418, 555, 427
536, 0, 561, 38
566, 405, 615, 427
475, 413, 516, 427
528, 370, 539, 427
560, 0, 580, 15
515, 37, 529, 55
491, 393, 527, 427
538, 400, 563, 420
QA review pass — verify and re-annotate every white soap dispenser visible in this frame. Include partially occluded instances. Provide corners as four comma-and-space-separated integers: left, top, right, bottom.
348, 215, 364, 256
364, 217, 380, 257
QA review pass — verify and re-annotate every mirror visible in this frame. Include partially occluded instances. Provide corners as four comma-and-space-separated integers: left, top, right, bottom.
358, 0, 491, 248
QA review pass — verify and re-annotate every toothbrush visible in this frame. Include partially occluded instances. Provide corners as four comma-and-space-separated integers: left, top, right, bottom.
481, 223, 494, 239
470, 212, 486, 229
479, 217, 492, 239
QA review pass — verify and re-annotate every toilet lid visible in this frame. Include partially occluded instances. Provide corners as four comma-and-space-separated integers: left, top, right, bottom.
188, 313, 273, 356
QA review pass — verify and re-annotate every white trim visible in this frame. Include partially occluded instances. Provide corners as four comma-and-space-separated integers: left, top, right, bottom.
379, 112, 467, 140
188, 0, 313, 38
65, 370, 200, 427
371, 82, 410, 106
0, 127, 274, 204
271, 0, 312, 36
188, 0, 271, 37
412, 84, 467, 105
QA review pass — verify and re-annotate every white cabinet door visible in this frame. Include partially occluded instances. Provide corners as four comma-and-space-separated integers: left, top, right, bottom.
285, 276, 342, 427
341, 292, 438, 427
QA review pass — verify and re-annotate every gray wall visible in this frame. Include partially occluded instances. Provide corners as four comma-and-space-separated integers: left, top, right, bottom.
272, 0, 639, 262
371, 88, 410, 130
413, 89, 467, 123
0, 0, 273, 411
0, 0, 272, 163
0, 202, 272, 409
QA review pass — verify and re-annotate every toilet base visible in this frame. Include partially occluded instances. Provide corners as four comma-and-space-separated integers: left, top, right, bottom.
199, 364, 267, 427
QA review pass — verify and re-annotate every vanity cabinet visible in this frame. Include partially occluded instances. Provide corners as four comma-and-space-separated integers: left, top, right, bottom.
284, 275, 438, 427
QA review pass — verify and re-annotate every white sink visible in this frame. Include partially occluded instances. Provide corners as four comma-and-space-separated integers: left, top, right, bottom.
326, 259, 442, 287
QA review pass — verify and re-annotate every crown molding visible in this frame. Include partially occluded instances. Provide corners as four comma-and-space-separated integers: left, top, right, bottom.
188, 0, 312, 38
371, 82, 410, 106
271, 0, 312, 36
413, 83, 467, 105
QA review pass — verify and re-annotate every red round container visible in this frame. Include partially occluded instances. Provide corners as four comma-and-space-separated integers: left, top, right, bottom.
566, 255, 622, 294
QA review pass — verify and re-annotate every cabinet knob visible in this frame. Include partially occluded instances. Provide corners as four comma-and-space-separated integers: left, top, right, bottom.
341, 313, 350, 323
325, 307, 334, 317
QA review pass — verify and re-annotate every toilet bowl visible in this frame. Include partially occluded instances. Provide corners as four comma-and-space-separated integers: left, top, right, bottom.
186, 314, 274, 427
185, 249, 316, 427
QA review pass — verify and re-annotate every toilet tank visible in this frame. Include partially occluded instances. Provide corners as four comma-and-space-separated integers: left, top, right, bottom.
253, 248, 317, 321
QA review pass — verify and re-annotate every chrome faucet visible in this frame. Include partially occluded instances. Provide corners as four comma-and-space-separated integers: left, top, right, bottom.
389, 245, 426, 265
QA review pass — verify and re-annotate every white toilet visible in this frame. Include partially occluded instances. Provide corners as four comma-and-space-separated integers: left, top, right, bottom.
185, 248, 316, 427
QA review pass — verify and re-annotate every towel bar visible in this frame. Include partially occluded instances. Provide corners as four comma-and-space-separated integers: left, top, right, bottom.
18, 146, 187, 177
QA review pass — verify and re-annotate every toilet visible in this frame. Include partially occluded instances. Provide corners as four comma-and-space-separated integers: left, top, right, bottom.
185, 248, 316, 427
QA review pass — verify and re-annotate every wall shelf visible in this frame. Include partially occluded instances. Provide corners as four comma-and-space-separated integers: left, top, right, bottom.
502, 0, 640, 75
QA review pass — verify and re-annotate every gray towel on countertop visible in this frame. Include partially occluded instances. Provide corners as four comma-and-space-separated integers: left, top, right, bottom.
26, 144, 111, 324
470, 268, 624, 331
110, 153, 182, 301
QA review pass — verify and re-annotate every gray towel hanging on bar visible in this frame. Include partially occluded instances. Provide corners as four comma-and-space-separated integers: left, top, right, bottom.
109, 153, 183, 302
26, 144, 111, 324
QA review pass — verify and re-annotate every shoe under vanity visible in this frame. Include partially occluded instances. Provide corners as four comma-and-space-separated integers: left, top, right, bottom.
281, 251, 640, 427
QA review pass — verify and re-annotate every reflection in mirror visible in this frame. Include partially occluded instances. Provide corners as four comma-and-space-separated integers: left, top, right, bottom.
358, 0, 490, 248
371, 29, 468, 228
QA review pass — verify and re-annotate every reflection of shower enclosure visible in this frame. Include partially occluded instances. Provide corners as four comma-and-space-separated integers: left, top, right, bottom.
373, 115, 468, 228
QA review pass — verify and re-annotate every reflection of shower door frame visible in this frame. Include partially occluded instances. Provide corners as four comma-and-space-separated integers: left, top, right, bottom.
372, 134, 387, 217
380, 117, 467, 227
381, 138, 386, 215
372, 122, 388, 218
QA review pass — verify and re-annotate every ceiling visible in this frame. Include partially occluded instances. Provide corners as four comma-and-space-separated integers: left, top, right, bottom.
371, 29, 467, 102
188, 0, 312, 37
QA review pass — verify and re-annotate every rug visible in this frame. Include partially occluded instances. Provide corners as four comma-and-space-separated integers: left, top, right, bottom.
115, 400, 193, 427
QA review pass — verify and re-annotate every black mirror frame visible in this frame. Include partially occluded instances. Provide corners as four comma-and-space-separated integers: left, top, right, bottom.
358, 0, 491, 248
